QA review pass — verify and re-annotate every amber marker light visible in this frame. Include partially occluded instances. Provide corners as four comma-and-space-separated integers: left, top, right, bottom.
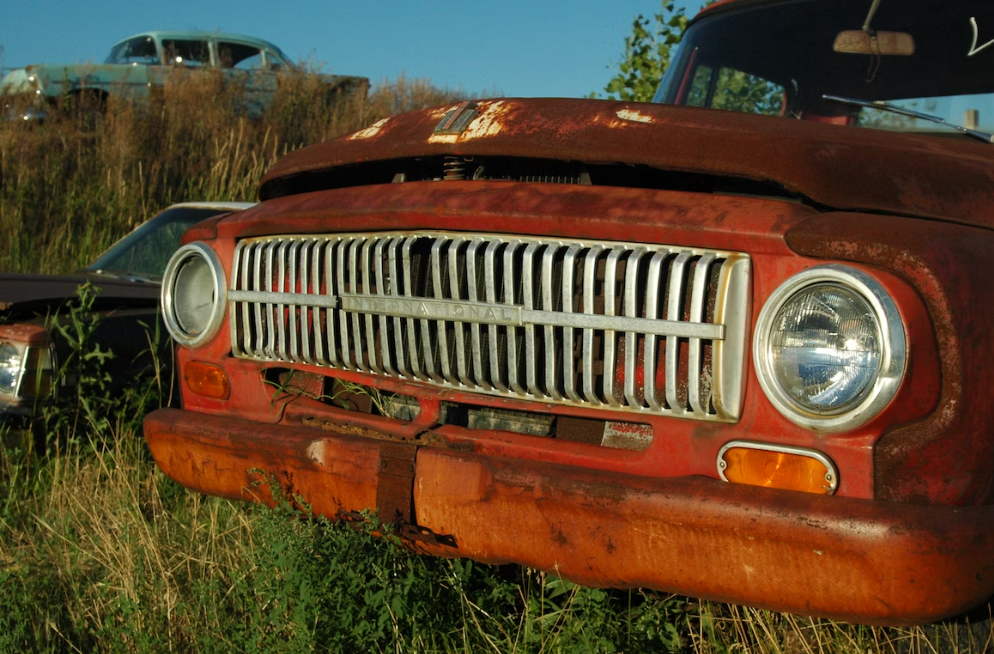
717, 441, 838, 495
184, 361, 230, 400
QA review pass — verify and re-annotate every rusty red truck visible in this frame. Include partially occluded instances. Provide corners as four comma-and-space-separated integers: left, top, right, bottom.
145, 0, 994, 625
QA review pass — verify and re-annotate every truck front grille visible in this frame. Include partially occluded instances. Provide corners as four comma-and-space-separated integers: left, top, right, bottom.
228, 232, 750, 422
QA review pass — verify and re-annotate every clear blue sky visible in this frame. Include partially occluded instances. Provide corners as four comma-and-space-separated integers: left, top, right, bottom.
0, 0, 708, 99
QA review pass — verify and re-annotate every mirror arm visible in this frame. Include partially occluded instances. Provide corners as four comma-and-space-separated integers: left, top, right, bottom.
862, 0, 883, 36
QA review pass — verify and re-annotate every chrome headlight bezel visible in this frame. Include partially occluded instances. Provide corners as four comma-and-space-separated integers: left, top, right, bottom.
161, 242, 227, 349
753, 264, 906, 433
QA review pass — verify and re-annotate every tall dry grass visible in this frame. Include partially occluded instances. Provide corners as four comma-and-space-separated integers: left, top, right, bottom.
0, 70, 470, 275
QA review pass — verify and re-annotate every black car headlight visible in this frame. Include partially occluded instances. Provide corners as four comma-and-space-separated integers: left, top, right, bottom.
0, 343, 22, 394
0, 336, 54, 403
161, 242, 227, 349
753, 265, 906, 432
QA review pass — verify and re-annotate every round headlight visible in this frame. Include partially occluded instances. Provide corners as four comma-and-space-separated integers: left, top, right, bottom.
754, 265, 905, 432
769, 284, 880, 413
162, 242, 227, 349
0, 343, 23, 394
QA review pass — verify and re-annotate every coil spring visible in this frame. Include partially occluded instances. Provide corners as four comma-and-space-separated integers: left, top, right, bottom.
443, 156, 466, 181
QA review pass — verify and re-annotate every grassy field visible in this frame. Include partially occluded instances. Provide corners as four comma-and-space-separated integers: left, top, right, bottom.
1, 73, 992, 653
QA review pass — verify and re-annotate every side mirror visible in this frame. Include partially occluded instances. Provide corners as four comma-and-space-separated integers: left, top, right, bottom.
833, 30, 915, 56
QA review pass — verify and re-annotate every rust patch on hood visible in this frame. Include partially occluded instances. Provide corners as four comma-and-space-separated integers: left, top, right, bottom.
428, 100, 512, 144
348, 117, 390, 141
614, 108, 654, 124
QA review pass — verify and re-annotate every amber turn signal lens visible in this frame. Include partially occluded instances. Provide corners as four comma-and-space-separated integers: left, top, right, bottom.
718, 443, 837, 495
184, 361, 230, 400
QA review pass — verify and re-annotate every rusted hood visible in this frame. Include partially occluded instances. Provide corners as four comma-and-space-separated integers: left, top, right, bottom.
0, 273, 159, 312
260, 98, 994, 229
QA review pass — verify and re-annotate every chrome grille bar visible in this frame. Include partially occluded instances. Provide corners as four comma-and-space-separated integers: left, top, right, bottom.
229, 231, 750, 422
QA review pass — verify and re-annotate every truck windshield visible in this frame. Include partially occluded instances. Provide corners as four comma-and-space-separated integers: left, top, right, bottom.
654, 0, 994, 133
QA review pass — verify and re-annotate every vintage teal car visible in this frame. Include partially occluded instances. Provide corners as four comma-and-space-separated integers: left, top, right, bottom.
0, 30, 367, 119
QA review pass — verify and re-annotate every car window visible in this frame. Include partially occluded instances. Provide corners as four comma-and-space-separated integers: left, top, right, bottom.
267, 49, 292, 70
161, 39, 211, 68
87, 207, 229, 279
684, 64, 784, 116
856, 94, 994, 133
105, 37, 160, 65
217, 42, 265, 70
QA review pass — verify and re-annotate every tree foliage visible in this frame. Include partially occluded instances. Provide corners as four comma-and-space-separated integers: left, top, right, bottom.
602, 2, 690, 102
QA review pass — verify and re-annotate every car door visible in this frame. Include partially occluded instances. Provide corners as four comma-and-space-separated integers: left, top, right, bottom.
147, 37, 213, 98
216, 40, 272, 118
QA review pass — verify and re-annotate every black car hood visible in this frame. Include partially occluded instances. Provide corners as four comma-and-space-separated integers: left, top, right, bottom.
0, 272, 159, 312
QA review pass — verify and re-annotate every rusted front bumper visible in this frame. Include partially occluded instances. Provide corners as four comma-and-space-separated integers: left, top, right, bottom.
144, 407, 994, 626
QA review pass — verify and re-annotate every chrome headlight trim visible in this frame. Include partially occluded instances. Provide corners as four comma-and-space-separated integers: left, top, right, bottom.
753, 264, 906, 433
161, 242, 227, 349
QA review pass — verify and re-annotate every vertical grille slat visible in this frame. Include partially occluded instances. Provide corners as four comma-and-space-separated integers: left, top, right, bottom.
432, 238, 457, 385
374, 239, 396, 376
301, 241, 325, 364
522, 242, 540, 397
231, 243, 245, 358
484, 241, 507, 392
230, 231, 748, 423
287, 242, 300, 362
688, 252, 717, 415
643, 251, 667, 412
348, 239, 365, 372
322, 240, 338, 367
401, 237, 424, 381
466, 239, 487, 389
449, 238, 472, 387
504, 241, 525, 395
665, 252, 692, 412
361, 239, 381, 374
268, 242, 280, 358
388, 236, 408, 376
541, 243, 563, 401
623, 249, 643, 409
602, 249, 622, 408
337, 240, 354, 370
580, 245, 603, 405
562, 245, 581, 403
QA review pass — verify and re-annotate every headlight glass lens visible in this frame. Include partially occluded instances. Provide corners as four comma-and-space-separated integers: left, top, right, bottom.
769, 283, 881, 414
173, 255, 215, 337
0, 343, 23, 394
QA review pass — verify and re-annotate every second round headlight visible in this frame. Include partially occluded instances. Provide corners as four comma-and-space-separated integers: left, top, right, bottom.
161, 242, 227, 349
754, 265, 905, 432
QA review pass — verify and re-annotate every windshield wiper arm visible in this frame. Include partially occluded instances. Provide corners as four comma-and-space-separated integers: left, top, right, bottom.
823, 94, 994, 144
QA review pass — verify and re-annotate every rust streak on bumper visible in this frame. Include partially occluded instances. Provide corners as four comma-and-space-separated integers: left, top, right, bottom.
145, 408, 994, 625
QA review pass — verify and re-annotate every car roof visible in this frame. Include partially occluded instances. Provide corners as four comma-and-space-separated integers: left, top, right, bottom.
114, 31, 281, 51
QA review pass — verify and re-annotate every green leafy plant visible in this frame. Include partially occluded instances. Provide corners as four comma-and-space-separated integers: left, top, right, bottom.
602, 2, 691, 102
